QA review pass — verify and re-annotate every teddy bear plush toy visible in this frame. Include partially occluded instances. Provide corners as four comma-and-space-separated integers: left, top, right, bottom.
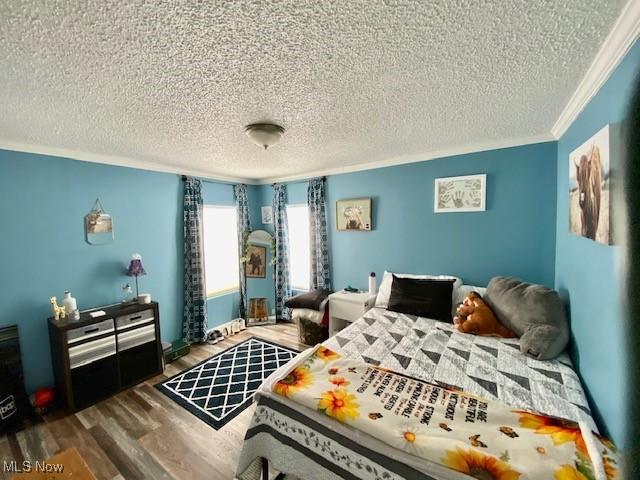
453, 292, 517, 338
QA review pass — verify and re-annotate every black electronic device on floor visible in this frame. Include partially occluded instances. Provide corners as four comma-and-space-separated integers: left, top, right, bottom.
0, 325, 32, 434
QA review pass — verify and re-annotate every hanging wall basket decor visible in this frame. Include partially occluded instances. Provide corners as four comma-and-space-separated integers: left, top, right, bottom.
85, 198, 114, 245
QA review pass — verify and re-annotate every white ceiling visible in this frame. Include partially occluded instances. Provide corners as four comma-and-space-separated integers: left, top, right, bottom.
0, 1, 631, 182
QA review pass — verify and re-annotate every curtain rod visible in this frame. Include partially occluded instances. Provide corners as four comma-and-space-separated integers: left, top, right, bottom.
181, 174, 325, 185
181, 175, 243, 186
271, 176, 325, 187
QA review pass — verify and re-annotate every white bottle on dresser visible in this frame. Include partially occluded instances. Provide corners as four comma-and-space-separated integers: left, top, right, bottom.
62, 291, 79, 321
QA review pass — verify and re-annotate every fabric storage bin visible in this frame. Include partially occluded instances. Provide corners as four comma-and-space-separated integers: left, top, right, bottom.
297, 317, 328, 346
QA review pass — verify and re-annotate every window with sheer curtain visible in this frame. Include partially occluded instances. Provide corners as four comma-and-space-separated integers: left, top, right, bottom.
203, 206, 239, 297
286, 204, 310, 291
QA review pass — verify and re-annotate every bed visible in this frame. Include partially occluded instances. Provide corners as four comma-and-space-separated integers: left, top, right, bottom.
236, 307, 598, 480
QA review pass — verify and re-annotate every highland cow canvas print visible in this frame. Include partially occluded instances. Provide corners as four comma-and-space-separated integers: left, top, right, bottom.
336, 198, 372, 231
569, 125, 612, 245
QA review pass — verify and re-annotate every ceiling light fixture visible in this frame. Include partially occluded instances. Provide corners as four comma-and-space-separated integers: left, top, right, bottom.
244, 123, 285, 150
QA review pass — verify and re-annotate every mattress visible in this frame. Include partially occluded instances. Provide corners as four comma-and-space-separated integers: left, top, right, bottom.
324, 307, 595, 430
237, 307, 598, 480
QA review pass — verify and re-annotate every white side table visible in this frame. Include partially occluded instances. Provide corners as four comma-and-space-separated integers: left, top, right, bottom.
328, 291, 377, 336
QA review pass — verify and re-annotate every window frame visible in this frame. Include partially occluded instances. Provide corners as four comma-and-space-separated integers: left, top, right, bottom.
286, 203, 311, 292
202, 204, 240, 299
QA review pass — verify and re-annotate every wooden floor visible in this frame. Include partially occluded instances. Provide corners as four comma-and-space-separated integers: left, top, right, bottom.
0, 323, 307, 480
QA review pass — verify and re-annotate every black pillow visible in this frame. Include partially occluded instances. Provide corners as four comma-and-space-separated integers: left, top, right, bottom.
284, 289, 332, 310
387, 275, 454, 321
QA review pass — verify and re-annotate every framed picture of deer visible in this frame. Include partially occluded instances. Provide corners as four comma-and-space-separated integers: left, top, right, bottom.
434, 174, 486, 213
569, 125, 612, 245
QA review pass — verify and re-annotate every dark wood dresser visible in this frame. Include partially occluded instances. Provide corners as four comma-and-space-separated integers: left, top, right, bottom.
48, 301, 163, 411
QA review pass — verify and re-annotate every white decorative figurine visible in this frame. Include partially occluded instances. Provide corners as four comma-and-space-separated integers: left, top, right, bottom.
50, 297, 67, 320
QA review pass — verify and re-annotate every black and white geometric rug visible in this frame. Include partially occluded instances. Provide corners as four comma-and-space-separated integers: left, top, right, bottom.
156, 337, 299, 429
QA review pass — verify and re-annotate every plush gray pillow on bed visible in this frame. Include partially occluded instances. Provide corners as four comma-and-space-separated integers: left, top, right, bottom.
483, 276, 569, 360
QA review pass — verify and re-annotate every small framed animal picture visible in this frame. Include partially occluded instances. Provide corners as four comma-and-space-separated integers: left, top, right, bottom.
336, 198, 372, 231
261, 206, 273, 224
434, 174, 486, 213
569, 125, 612, 245
245, 245, 267, 278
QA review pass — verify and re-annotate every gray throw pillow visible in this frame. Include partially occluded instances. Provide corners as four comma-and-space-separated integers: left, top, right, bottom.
483, 277, 569, 360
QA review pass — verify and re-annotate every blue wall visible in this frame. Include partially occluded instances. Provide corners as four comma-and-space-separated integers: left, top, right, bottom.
0, 150, 184, 392
0, 151, 247, 391
554, 40, 640, 448
249, 184, 271, 231
206, 290, 240, 328
314, 142, 558, 290
265, 143, 557, 300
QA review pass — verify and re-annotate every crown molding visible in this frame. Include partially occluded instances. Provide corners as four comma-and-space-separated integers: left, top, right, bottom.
0, 134, 555, 186
551, 0, 640, 139
0, 140, 258, 185
256, 133, 556, 184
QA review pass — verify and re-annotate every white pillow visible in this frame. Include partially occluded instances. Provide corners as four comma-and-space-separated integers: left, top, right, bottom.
375, 271, 462, 308
291, 308, 324, 325
453, 285, 487, 306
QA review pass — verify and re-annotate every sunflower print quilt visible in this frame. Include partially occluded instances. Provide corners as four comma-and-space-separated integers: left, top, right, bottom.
273, 345, 620, 480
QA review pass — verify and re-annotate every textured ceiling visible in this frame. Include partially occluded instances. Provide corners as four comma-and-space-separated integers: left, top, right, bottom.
0, 1, 628, 181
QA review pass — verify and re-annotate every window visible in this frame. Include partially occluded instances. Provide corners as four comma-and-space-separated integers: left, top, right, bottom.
203, 206, 239, 297
286, 204, 310, 291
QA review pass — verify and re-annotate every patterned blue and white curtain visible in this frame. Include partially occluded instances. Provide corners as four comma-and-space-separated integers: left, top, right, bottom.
183, 176, 208, 343
308, 177, 331, 290
273, 183, 292, 321
234, 184, 251, 319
